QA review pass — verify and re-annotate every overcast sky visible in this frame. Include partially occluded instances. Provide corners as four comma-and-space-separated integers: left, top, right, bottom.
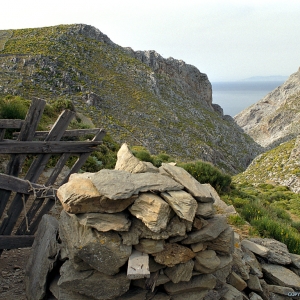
1, 0, 299, 81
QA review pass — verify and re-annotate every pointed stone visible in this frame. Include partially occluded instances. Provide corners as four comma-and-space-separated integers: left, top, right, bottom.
242, 247, 263, 278
241, 239, 269, 257
115, 143, 158, 173
182, 215, 228, 244
160, 163, 214, 202
129, 193, 171, 233
247, 274, 263, 292
160, 190, 198, 222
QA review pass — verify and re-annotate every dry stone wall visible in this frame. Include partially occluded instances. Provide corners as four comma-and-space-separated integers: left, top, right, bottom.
25, 144, 300, 300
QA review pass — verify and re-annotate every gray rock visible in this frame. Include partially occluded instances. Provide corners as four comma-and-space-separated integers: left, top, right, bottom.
115, 143, 158, 173
268, 285, 295, 296
191, 242, 206, 252
194, 250, 221, 273
58, 260, 130, 300
290, 253, 300, 269
196, 202, 215, 219
171, 290, 210, 300
115, 287, 148, 300
129, 192, 171, 232
204, 226, 234, 255
59, 210, 132, 275
227, 271, 248, 291
25, 215, 59, 300
249, 292, 263, 300
76, 211, 131, 232
261, 263, 300, 289
164, 274, 216, 295
90, 169, 184, 200
160, 190, 198, 222
247, 274, 263, 292
233, 247, 250, 281
242, 247, 263, 278
249, 238, 292, 265
241, 240, 269, 257
182, 215, 228, 244
164, 260, 194, 283
160, 163, 214, 202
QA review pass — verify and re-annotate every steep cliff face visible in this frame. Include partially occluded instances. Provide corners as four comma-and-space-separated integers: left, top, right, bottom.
235, 69, 300, 148
0, 24, 262, 174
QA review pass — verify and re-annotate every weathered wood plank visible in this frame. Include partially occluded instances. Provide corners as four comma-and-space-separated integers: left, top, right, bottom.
0, 174, 56, 197
0, 140, 101, 153
16, 110, 75, 235
0, 235, 35, 249
0, 99, 46, 219
13, 128, 101, 139
0, 119, 24, 129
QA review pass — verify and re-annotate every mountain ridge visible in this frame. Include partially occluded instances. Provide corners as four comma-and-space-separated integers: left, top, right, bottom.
0, 24, 262, 174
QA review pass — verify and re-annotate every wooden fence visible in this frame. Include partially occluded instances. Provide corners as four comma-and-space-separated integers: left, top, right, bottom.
0, 98, 105, 252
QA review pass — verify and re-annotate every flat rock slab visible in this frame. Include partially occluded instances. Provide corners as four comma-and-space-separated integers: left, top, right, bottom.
249, 238, 292, 265
182, 214, 228, 244
160, 163, 213, 202
196, 202, 214, 219
90, 169, 184, 200
25, 215, 59, 300
129, 192, 171, 232
59, 210, 132, 275
241, 239, 269, 257
58, 260, 130, 300
160, 190, 198, 222
134, 238, 165, 254
164, 274, 216, 295
152, 243, 195, 267
261, 263, 300, 289
76, 212, 131, 232
115, 143, 158, 173
57, 175, 135, 213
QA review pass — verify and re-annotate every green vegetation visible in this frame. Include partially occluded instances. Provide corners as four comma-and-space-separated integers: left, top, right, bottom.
222, 183, 300, 254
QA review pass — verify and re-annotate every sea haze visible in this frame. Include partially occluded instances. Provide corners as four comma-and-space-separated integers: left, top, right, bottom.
212, 81, 285, 117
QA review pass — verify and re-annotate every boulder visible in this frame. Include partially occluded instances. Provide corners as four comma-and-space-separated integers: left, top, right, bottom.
58, 260, 130, 300
160, 163, 213, 202
115, 143, 158, 173
196, 202, 214, 219
59, 210, 132, 275
160, 190, 198, 222
194, 250, 221, 273
25, 215, 59, 300
129, 192, 171, 232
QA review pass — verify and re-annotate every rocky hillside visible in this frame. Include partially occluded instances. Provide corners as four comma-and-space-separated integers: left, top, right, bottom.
234, 136, 300, 193
0, 24, 262, 174
235, 69, 300, 149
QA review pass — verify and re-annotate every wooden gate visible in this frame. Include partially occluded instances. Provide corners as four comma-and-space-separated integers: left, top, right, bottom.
0, 98, 105, 252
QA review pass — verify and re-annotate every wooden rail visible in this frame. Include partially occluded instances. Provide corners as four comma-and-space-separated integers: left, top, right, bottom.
0, 98, 105, 251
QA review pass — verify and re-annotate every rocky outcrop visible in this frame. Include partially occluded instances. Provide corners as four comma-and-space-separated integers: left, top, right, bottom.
0, 23, 262, 174
235, 68, 300, 149
25, 145, 300, 299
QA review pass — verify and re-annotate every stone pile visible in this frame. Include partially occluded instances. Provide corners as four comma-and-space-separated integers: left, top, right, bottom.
25, 144, 300, 300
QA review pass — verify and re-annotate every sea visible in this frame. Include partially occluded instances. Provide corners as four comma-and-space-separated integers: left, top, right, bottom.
211, 81, 285, 117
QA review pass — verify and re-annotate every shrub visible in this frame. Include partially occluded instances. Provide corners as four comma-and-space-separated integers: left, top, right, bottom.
0, 96, 29, 120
